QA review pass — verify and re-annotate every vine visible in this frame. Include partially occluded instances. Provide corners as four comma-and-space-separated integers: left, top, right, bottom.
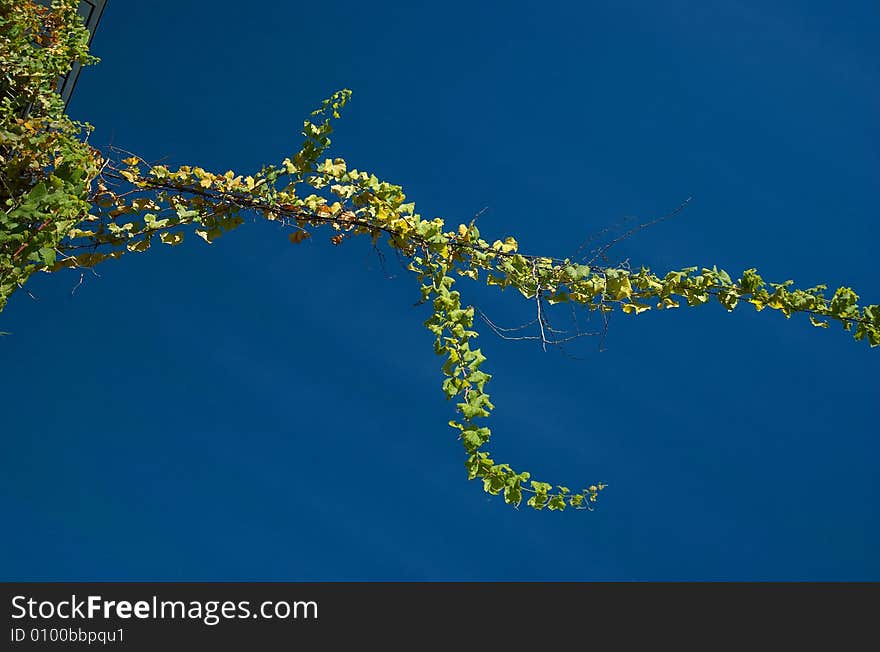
2, 1, 877, 511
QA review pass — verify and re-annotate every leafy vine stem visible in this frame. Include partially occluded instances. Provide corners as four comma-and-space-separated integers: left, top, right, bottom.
2, 1, 877, 511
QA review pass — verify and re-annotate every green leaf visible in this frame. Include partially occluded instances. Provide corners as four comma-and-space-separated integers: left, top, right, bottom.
460, 426, 491, 452
38, 247, 55, 266
503, 483, 522, 506
547, 495, 567, 511
483, 475, 505, 495
527, 494, 548, 510
159, 231, 184, 246
176, 208, 200, 220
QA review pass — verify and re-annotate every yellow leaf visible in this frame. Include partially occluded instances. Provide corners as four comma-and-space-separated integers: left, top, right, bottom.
621, 302, 651, 315
319, 158, 346, 177
375, 206, 391, 224
609, 276, 632, 300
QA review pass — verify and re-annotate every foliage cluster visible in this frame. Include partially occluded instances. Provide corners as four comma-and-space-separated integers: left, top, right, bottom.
2, 1, 876, 510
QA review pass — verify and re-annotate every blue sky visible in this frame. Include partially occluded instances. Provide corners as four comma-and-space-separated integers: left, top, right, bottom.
1, 0, 878, 579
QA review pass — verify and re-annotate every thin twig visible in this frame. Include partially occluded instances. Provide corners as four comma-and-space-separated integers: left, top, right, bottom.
587, 197, 693, 266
